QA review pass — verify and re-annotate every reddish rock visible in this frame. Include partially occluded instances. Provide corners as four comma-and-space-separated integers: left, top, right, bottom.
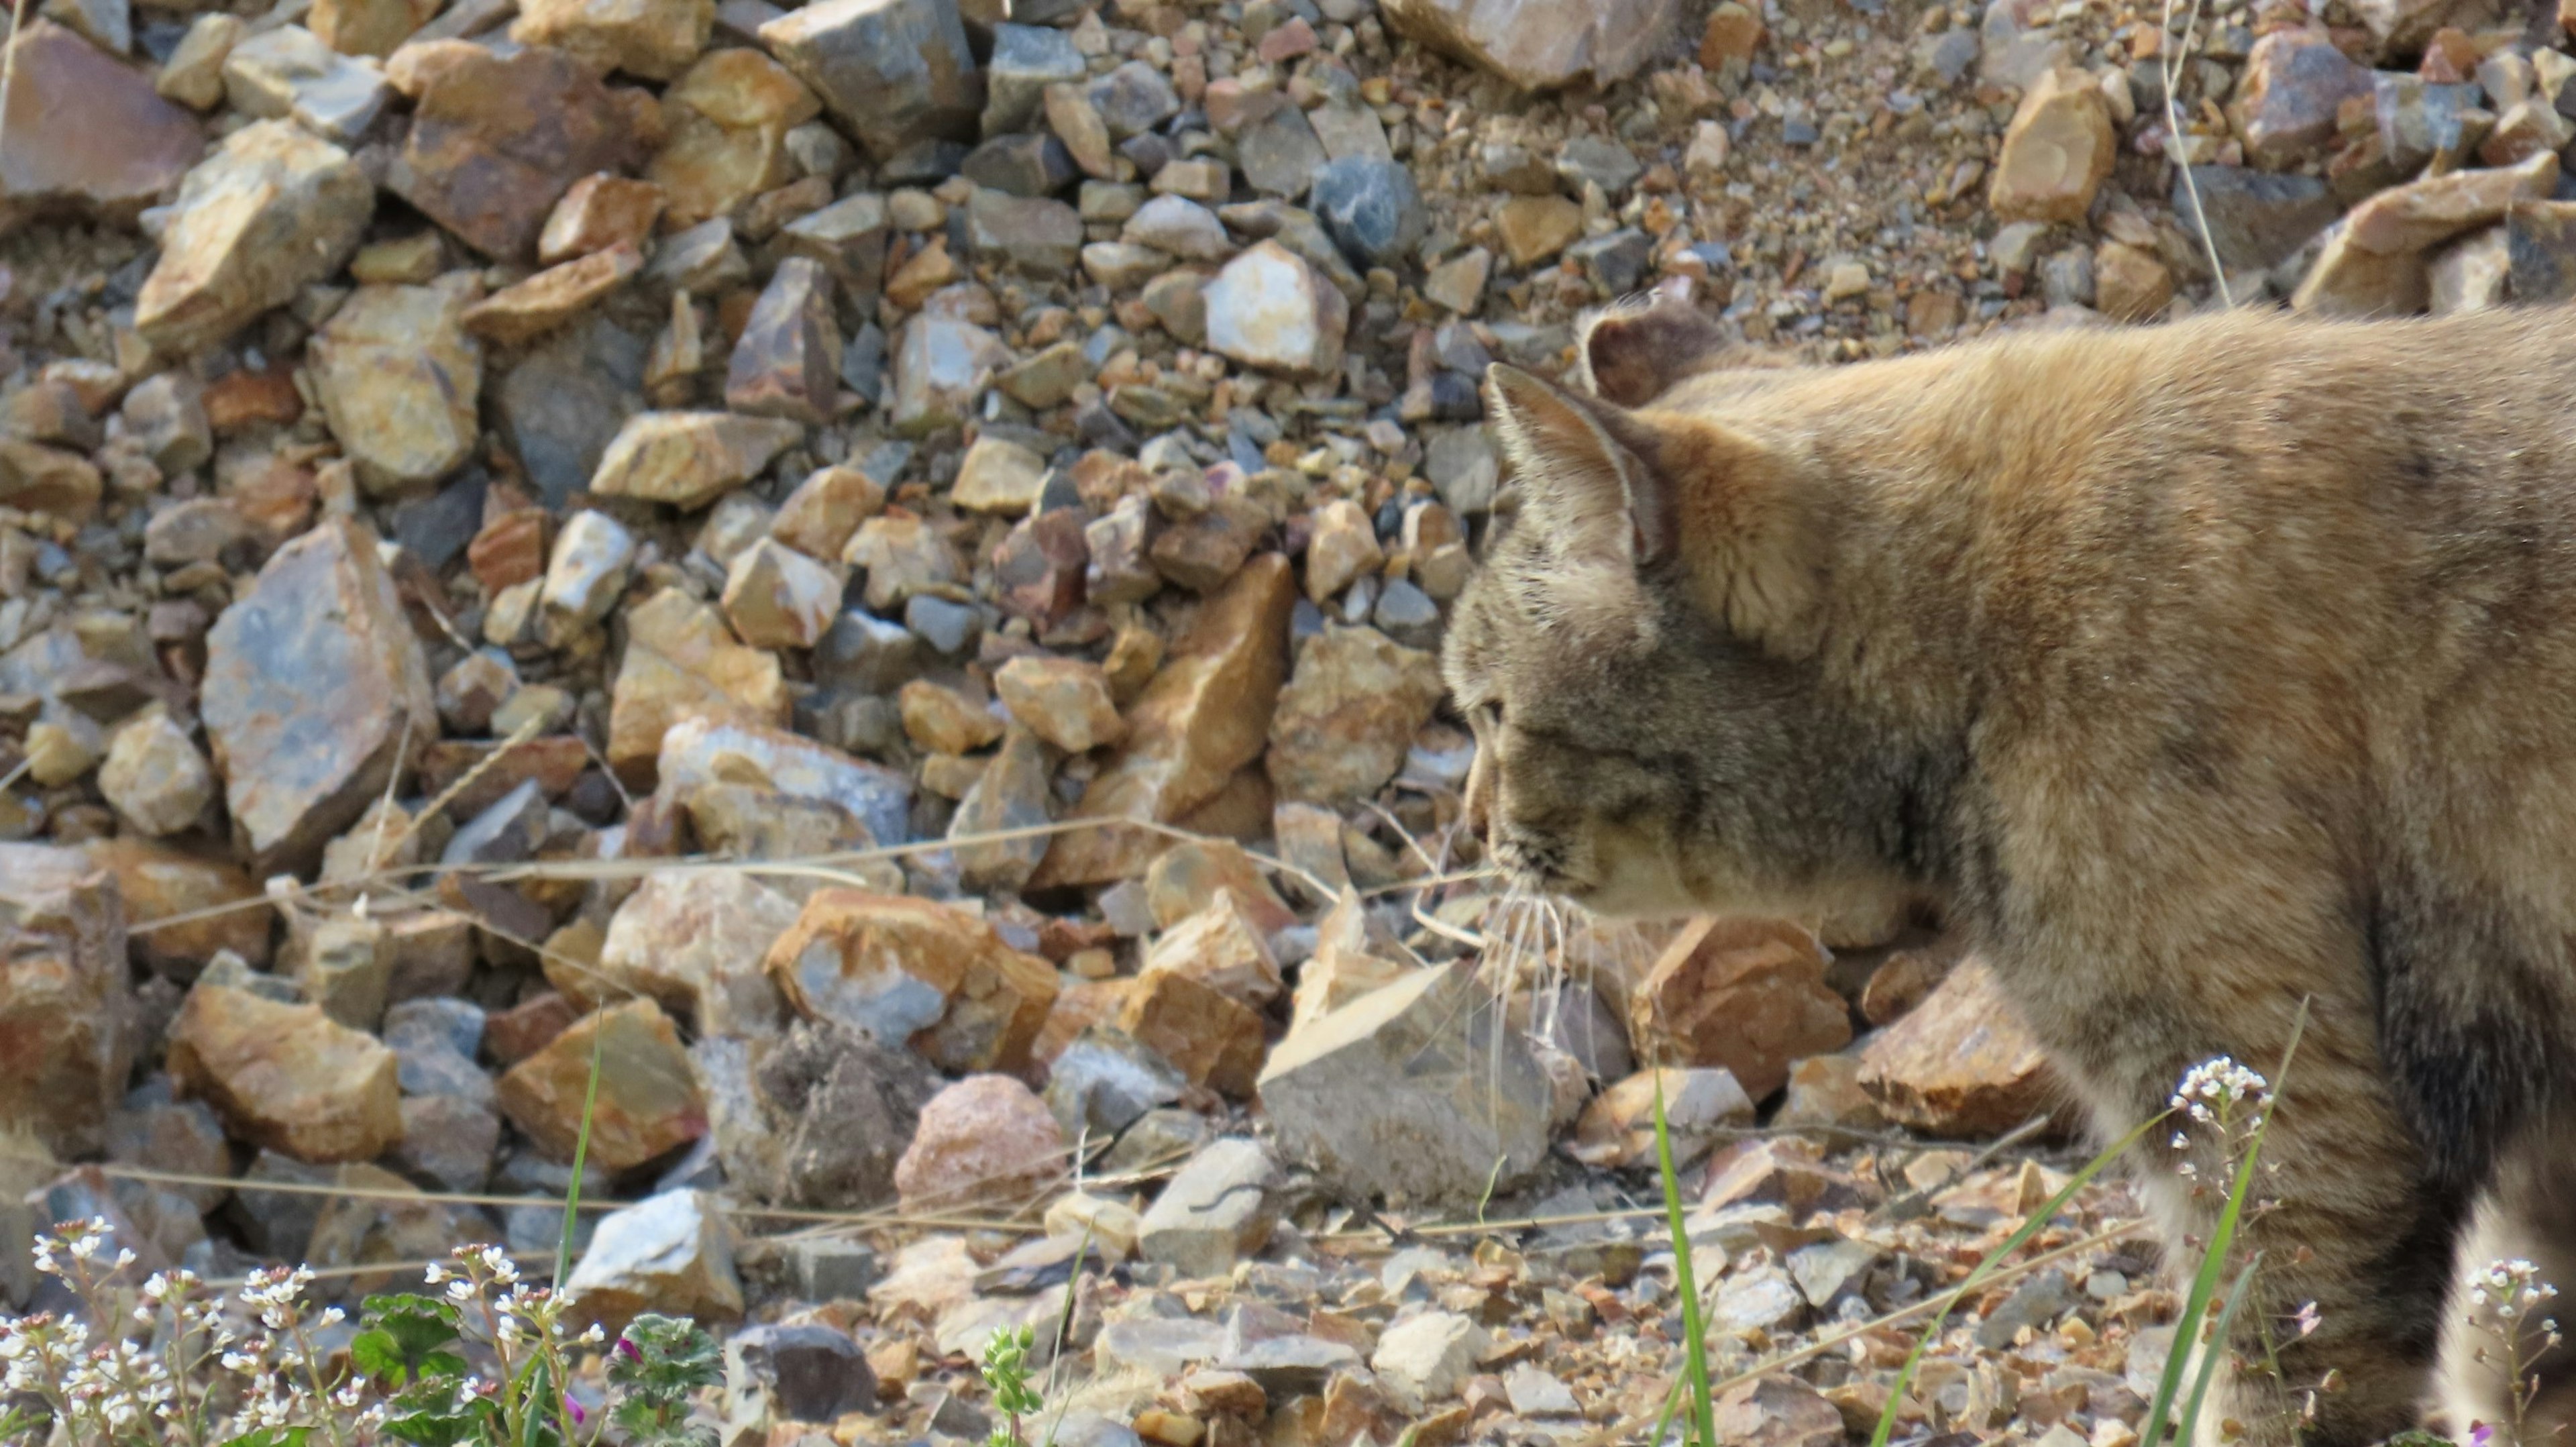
539, 174, 667, 264
765, 890, 1061, 1075
1628, 917, 1851, 1100
606, 588, 793, 782
168, 985, 400, 1163
1142, 839, 1297, 936
0, 845, 138, 1157
1140, 897, 1283, 1010
1858, 957, 2061, 1136
83, 837, 271, 977
461, 244, 645, 344
0, 21, 205, 229
1118, 970, 1267, 1097
201, 519, 438, 875
893, 1074, 1067, 1212
387, 43, 642, 261
1032, 553, 1297, 888
1712, 1377, 1843, 1447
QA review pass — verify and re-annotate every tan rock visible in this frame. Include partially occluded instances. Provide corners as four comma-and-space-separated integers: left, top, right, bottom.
0, 21, 204, 228
95, 711, 213, 837
1495, 195, 1582, 267
996, 656, 1124, 753
157, 15, 243, 111
589, 411, 805, 509
2094, 241, 2173, 322
597, 869, 801, 1038
650, 48, 820, 230
310, 0, 439, 56
82, 837, 270, 976
771, 464, 886, 559
1142, 839, 1297, 936
511, 0, 712, 81
1712, 1377, 1844, 1447
310, 280, 484, 492
1265, 624, 1444, 806
0, 441, 102, 523
462, 244, 645, 345
1566, 1067, 1755, 1169
842, 511, 963, 610
496, 998, 708, 1168
202, 519, 437, 875
720, 537, 843, 649
1774, 1055, 1888, 1132
136, 121, 372, 357
2340, 150, 2557, 256
539, 174, 668, 265
606, 587, 793, 782
0, 846, 138, 1156
894, 1074, 1067, 1211
1629, 917, 1851, 1100
1141, 897, 1282, 1010
899, 680, 1004, 755
1857, 957, 2061, 1136
1289, 890, 1403, 1032
1301, 499, 1383, 603
168, 985, 400, 1163
1988, 68, 2115, 225
949, 727, 1057, 893
952, 436, 1049, 515
1380, 0, 1683, 90
564, 1188, 744, 1330
1118, 970, 1267, 1097
765, 890, 1061, 1074
1034, 553, 1297, 888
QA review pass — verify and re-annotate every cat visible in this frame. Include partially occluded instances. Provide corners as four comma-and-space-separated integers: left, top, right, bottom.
1443, 285, 2576, 1447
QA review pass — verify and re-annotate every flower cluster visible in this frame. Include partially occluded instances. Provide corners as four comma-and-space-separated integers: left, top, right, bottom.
2467, 1257, 2565, 1447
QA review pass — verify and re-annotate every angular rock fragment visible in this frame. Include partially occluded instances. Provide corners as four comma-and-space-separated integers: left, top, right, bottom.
566, 1189, 744, 1330
497, 998, 708, 1169
725, 258, 843, 424
1858, 957, 2061, 1136
759, 0, 981, 158
388, 44, 641, 262
0, 846, 137, 1157
1379, 0, 1680, 90
765, 890, 1060, 1074
310, 280, 484, 492
136, 121, 374, 357
168, 985, 402, 1163
0, 21, 203, 229
589, 411, 805, 508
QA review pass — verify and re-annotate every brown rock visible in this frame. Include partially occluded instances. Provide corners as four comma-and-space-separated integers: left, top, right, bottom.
843, 511, 963, 609
1380, 0, 1683, 90
1566, 1067, 1755, 1170
1988, 68, 2115, 225
168, 985, 401, 1163
2093, 241, 2174, 321
1859, 937, 1960, 1025
540, 174, 667, 265
1033, 553, 1297, 888
1142, 839, 1297, 936
991, 510, 1090, 631
1140, 897, 1282, 1009
1857, 957, 2060, 1136
388, 43, 641, 261
1629, 917, 1851, 1100
606, 588, 793, 781
2341, 150, 2557, 255
588, 411, 804, 508
1265, 624, 1444, 806
893, 1074, 1066, 1211
651, 50, 822, 231
757, 0, 981, 158
596, 868, 801, 1038
310, 0, 440, 57
510, 0, 711, 81
0, 845, 137, 1156
202, 519, 437, 875
1301, 499, 1383, 604
995, 655, 1124, 753
2226, 30, 2373, 170
1773, 1055, 1888, 1132
136, 121, 372, 357
496, 998, 708, 1168
0, 21, 204, 229
724, 257, 841, 424
1118, 969, 1267, 1097
1495, 195, 1582, 267
83, 837, 270, 977
720, 536, 843, 649
1699, 1, 1762, 67
462, 243, 644, 344
899, 680, 1004, 755
1712, 1377, 1844, 1447
310, 280, 484, 492
765, 890, 1061, 1075
771, 464, 885, 559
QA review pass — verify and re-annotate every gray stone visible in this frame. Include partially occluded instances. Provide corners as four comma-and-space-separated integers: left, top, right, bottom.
727, 1323, 875, 1424
1237, 105, 1330, 199
1568, 226, 1652, 294
1257, 963, 1549, 1205
784, 1236, 879, 1300
963, 133, 1079, 197
1044, 1027, 1186, 1141
564, 1189, 745, 1330
966, 187, 1083, 275
384, 998, 486, 1059
758, 0, 981, 159
496, 318, 648, 508
1556, 136, 1642, 197
1308, 155, 1425, 269
1371, 1311, 1485, 1413
1976, 1267, 2078, 1348
1122, 194, 1234, 261
814, 610, 922, 693
221, 25, 391, 143
390, 1094, 500, 1193
1087, 60, 1178, 140
2173, 166, 2340, 274
982, 23, 1083, 136
1138, 1136, 1279, 1277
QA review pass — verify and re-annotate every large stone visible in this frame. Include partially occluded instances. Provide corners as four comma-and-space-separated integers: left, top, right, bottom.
721, 537, 843, 649
83, 837, 269, 977
1033, 553, 1296, 888
221, 25, 392, 142
0, 847, 136, 1157
497, 317, 649, 508
651, 50, 822, 230
1203, 242, 1349, 378
996, 656, 1123, 753
0, 21, 203, 229
758, 0, 981, 159
1372, 1312, 1486, 1413
2227, 30, 2373, 170
565, 1189, 744, 1331
888, 316, 1009, 436
982, 23, 1083, 136
1858, 957, 2060, 1136
2340, 150, 2557, 256
387, 44, 641, 261
655, 716, 912, 845
168, 985, 401, 1163
1629, 917, 1851, 1100
310, 280, 484, 492
598, 869, 802, 1038
965, 189, 1084, 276
949, 727, 1056, 892
1378, 0, 1680, 90
893, 1073, 1065, 1211
1116, 971, 1265, 1097
745, 1018, 941, 1206
1988, 68, 2114, 225
135, 121, 372, 357
511, 0, 712, 80
1258, 963, 1552, 1205
726, 258, 842, 425
1308, 156, 1426, 270
202, 519, 437, 875
589, 411, 805, 509
1265, 625, 1443, 806
765, 890, 1061, 1074
496, 998, 709, 1169
607, 591, 792, 780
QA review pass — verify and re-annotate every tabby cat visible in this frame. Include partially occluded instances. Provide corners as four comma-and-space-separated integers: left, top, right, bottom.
1443, 288, 2576, 1446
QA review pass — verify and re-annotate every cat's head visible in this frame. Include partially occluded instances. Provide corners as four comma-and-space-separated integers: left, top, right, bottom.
1442, 345, 1920, 924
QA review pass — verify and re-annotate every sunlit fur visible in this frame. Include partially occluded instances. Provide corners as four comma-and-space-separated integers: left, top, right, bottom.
1446, 299, 2576, 1447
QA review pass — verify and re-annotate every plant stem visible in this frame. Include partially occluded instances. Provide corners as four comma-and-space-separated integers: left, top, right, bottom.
1652, 1075, 1717, 1447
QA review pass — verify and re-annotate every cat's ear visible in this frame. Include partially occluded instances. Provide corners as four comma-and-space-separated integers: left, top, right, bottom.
1577, 279, 1738, 408
1485, 364, 1676, 570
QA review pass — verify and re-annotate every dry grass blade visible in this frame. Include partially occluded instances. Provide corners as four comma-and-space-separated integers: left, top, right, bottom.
2161, 0, 2233, 304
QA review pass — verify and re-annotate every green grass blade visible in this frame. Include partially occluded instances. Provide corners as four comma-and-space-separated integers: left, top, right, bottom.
1868, 1111, 2167, 1447
1648, 1372, 1686, 1447
2176, 1251, 2263, 1447
1654, 1075, 1719, 1447
552, 1019, 606, 1290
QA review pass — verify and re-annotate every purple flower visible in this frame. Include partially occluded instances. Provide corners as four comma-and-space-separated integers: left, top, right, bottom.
615, 1338, 641, 1362
564, 1394, 587, 1427
2471, 1424, 2496, 1447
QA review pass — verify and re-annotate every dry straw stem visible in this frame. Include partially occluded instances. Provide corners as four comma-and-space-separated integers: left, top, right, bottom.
2161, 0, 2234, 303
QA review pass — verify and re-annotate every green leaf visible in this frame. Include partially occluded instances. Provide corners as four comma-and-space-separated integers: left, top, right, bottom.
610, 1314, 723, 1406
359, 1294, 466, 1385
219, 1430, 315, 1447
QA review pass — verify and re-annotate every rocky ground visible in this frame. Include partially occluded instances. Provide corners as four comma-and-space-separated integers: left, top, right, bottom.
0, 0, 2554, 1436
